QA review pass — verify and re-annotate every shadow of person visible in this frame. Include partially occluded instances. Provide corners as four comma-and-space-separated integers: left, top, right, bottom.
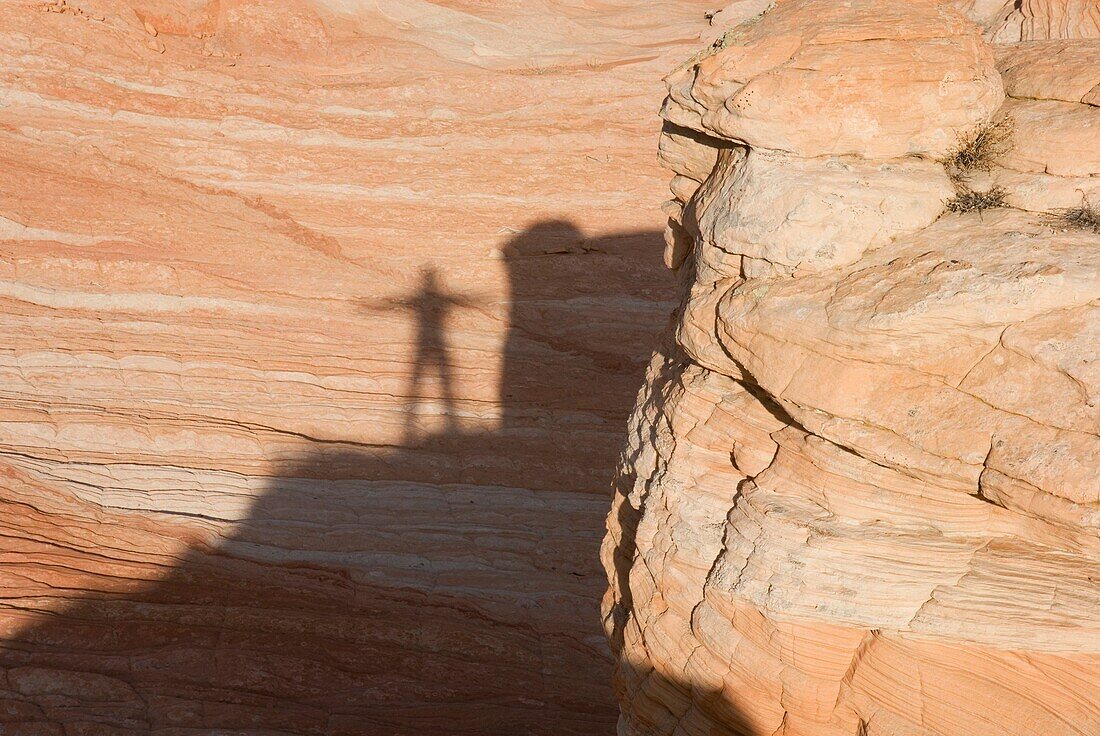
360, 268, 486, 444
0, 221, 753, 735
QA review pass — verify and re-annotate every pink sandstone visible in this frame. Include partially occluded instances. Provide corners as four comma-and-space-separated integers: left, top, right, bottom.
0, 1, 716, 733
0, 0, 1097, 733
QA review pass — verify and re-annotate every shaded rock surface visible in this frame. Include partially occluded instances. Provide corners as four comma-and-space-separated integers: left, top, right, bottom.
604, 1, 1100, 734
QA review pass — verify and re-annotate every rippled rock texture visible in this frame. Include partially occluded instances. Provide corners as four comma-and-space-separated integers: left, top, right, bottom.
603, 1, 1100, 734
0, 1, 719, 733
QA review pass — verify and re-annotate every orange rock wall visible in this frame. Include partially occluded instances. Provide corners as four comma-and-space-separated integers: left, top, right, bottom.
0, 1, 715, 733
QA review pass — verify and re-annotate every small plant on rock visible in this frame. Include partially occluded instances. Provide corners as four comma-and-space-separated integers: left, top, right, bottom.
1050, 196, 1100, 233
940, 116, 1015, 217
945, 186, 1009, 214
942, 116, 1015, 179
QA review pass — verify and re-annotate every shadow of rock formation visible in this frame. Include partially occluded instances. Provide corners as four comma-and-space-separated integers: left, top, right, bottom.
0, 221, 754, 735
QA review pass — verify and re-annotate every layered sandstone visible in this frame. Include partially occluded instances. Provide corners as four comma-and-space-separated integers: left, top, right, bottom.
0, 1, 716, 733
603, 1, 1100, 734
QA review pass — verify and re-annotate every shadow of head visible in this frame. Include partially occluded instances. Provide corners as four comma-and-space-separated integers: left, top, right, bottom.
0, 220, 749, 735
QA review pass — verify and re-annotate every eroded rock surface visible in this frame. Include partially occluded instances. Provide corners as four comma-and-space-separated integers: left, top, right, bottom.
603, 1, 1100, 734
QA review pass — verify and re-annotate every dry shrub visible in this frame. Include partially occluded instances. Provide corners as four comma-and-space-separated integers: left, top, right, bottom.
946, 186, 1008, 214
939, 117, 1015, 216
942, 116, 1015, 178
1050, 199, 1100, 232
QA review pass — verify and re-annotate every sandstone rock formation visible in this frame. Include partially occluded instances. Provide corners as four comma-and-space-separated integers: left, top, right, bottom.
0, 1, 716, 733
962, 0, 1100, 42
603, 1, 1100, 734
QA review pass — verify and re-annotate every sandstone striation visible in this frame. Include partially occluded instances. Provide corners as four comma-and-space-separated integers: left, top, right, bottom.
0, 1, 716, 733
963, 0, 1100, 42
603, 1, 1100, 734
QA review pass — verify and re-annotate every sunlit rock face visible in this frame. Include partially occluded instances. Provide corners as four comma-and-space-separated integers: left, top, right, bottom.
957, 0, 1100, 42
602, 1, 1100, 734
0, 1, 718, 733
